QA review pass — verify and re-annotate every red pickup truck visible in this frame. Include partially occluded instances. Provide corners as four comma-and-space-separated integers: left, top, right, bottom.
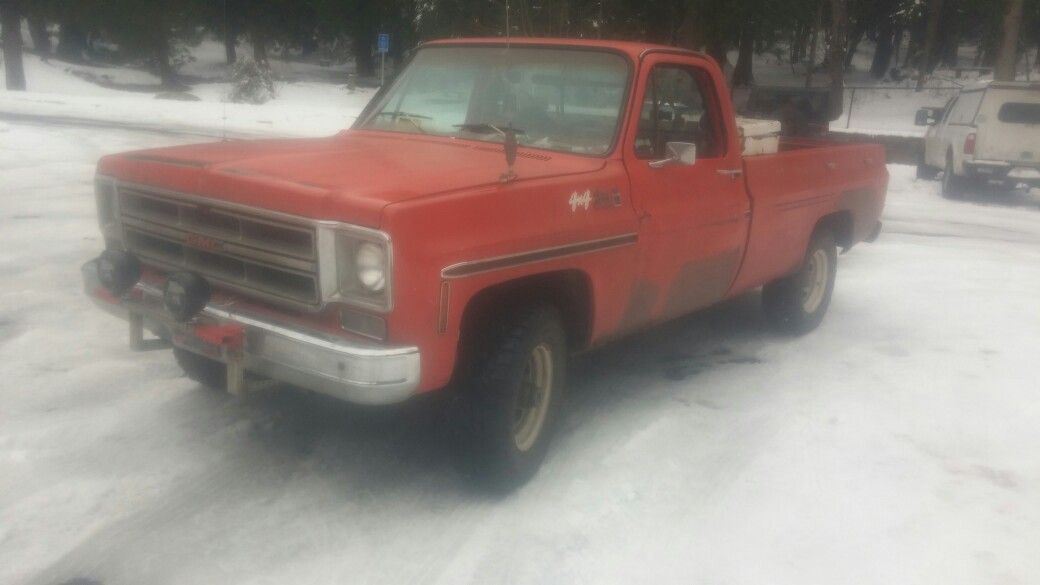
84, 38, 886, 488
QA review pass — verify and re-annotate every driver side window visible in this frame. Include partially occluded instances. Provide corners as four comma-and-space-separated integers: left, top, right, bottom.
634, 65, 722, 159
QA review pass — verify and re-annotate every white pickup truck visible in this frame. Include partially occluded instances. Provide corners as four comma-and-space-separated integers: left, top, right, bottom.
916, 81, 1040, 197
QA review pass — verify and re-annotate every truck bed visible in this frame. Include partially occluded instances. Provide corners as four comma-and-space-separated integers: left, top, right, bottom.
730, 138, 887, 296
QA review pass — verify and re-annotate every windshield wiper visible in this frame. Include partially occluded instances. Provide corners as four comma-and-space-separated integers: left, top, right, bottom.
374, 111, 433, 120
454, 123, 525, 136
374, 111, 432, 133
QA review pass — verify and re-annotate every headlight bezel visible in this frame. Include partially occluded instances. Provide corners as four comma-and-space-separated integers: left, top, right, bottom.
318, 223, 394, 313
94, 175, 121, 240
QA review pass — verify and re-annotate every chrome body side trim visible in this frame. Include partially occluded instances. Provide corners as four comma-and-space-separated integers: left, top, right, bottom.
441, 233, 638, 279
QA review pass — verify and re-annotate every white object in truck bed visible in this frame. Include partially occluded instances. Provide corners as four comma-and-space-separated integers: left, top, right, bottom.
737, 117, 781, 156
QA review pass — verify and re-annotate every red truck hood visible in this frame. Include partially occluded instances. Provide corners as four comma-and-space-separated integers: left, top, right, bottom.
98, 130, 606, 227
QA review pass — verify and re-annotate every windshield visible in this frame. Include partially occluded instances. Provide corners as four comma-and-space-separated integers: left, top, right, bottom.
358, 46, 631, 156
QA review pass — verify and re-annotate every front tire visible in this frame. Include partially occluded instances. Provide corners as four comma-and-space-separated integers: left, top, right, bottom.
451, 305, 567, 491
763, 229, 837, 334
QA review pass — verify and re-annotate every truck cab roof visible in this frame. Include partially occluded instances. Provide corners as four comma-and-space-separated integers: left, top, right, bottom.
421, 37, 705, 62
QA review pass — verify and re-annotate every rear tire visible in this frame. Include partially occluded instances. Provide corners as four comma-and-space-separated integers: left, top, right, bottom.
942, 154, 974, 199
763, 229, 837, 335
450, 305, 567, 491
174, 347, 226, 390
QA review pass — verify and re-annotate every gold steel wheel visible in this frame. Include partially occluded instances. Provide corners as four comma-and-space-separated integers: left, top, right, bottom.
801, 248, 830, 314
512, 342, 554, 452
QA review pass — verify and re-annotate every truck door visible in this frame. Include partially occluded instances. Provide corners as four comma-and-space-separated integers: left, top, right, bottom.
623, 56, 751, 321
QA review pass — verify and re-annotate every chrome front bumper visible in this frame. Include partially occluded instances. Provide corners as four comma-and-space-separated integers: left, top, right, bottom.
82, 261, 420, 405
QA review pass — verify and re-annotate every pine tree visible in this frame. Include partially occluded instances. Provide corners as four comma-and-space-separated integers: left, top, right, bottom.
995, 0, 1025, 79
1, 0, 27, 90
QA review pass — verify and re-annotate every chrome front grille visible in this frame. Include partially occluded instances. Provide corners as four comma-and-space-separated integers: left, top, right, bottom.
117, 185, 321, 307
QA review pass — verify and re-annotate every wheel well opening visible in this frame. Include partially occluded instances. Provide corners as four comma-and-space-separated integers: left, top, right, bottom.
816, 211, 853, 250
458, 270, 593, 355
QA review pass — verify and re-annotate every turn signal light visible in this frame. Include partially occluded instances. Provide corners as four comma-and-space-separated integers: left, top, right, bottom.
964, 133, 976, 155
340, 307, 387, 341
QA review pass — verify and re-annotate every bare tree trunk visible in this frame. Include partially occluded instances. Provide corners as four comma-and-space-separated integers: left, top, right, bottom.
731, 22, 755, 87
675, 3, 700, 50
352, 33, 374, 77
27, 14, 48, 54
871, 18, 897, 78
252, 32, 268, 65
934, 0, 959, 68
223, 6, 237, 65
706, 37, 728, 71
155, 36, 179, 89
805, 0, 823, 87
891, 28, 903, 69
903, 31, 918, 68
916, 0, 943, 90
1, 0, 27, 90
225, 35, 237, 64
827, 0, 848, 120
791, 22, 808, 63
994, 0, 1025, 81
150, 5, 178, 91
844, 18, 866, 69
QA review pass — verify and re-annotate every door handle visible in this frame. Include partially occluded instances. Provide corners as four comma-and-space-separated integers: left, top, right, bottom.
717, 168, 743, 178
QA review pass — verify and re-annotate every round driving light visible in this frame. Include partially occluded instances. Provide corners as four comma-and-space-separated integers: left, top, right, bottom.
355, 242, 386, 292
163, 272, 211, 322
97, 250, 141, 296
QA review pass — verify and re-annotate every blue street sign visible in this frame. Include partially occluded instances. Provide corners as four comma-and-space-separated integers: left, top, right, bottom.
377, 33, 390, 54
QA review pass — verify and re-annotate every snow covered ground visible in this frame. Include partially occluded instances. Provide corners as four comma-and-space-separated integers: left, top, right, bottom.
1, 118, 1039, 585
0, 89, 367, 138
0, 50, 376, 138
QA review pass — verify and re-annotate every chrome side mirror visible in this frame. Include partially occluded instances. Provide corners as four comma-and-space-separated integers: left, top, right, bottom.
649, 141, 697, 168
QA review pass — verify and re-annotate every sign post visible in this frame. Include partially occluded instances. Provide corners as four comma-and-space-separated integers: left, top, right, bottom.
377, 33, 390, 86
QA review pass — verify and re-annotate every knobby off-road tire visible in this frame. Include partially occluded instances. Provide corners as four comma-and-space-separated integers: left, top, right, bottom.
451, 305, 568, 491
174, 347, 226, 390
763, 229, 837, 335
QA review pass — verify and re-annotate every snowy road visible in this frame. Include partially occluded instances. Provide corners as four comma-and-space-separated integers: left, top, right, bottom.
2, 120, 1039, 585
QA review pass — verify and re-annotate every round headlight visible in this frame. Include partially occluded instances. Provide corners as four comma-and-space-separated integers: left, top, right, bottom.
355, 242, 386, 292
